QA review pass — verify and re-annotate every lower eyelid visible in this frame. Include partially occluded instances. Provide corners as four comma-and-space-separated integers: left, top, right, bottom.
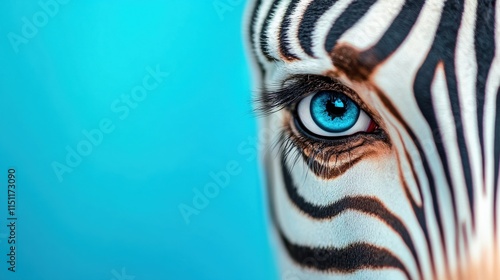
281, 119, 388, 179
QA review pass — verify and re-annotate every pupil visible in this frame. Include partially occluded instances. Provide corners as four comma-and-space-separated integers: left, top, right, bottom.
325, 97, 347, 119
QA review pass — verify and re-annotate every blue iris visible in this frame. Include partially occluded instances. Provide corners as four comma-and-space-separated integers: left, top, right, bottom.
309, 91, 360, 133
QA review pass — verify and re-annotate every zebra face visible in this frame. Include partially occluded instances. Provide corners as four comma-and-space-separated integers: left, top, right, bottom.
245, 0, 499, 279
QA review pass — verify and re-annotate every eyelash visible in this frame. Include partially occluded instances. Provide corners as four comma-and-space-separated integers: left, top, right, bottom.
256, 75, 366, 115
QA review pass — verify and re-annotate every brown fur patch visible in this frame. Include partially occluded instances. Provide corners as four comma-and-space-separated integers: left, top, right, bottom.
330, 44, 379, 82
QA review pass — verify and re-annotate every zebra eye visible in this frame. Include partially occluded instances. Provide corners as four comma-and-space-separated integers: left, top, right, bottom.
296, 90, 374, 137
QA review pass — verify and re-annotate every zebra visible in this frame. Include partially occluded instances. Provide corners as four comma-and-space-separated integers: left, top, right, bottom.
244, 0, 499, 279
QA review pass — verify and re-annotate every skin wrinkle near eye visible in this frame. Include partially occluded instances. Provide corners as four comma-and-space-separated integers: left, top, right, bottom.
280, 112, 392, 180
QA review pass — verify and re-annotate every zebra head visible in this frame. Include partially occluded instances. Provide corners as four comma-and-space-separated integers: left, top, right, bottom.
245, 0, 499, 279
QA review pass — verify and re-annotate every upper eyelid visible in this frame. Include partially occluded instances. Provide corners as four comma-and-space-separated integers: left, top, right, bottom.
255, 74, 367, 116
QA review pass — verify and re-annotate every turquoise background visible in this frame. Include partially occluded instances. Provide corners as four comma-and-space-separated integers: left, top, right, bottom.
0, 1, 276, 279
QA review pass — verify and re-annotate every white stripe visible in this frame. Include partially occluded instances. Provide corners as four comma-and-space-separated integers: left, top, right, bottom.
251, 0, 275, 71
431, 64, 464, 275
282, 0, 315, 60
456, 0, 490, 266
265, 0, 292, 61
338, 0, 406, 50
311, 0, 355, 59
487, 0, 500, 259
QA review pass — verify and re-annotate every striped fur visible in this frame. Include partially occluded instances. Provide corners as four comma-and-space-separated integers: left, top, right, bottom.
244, 0, 499, 279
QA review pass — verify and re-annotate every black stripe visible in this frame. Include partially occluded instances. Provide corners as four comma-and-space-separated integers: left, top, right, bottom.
250, 0, 263, 48
411, 0, 479, 272
413, 62, 459, 253
377, 93, 440, 277
359, 0, 426, 68
260, 0, 284, 61
402, 147, 436, 279
493, 88, 500, 236
279, 0, 301, 60
404, 187, 429, 280
324, 0, 377, 52
279, 233, 411, 278
281, 154, 422, 278
414, 0, 472, 233
299, 0, 339, 57
250, 0, 266, 78
408, 135, 442, 278
413, 0, 469, 253
475, 0, 496, 192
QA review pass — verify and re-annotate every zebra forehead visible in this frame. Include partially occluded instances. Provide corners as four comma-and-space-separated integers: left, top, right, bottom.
251, 0, 493, 80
